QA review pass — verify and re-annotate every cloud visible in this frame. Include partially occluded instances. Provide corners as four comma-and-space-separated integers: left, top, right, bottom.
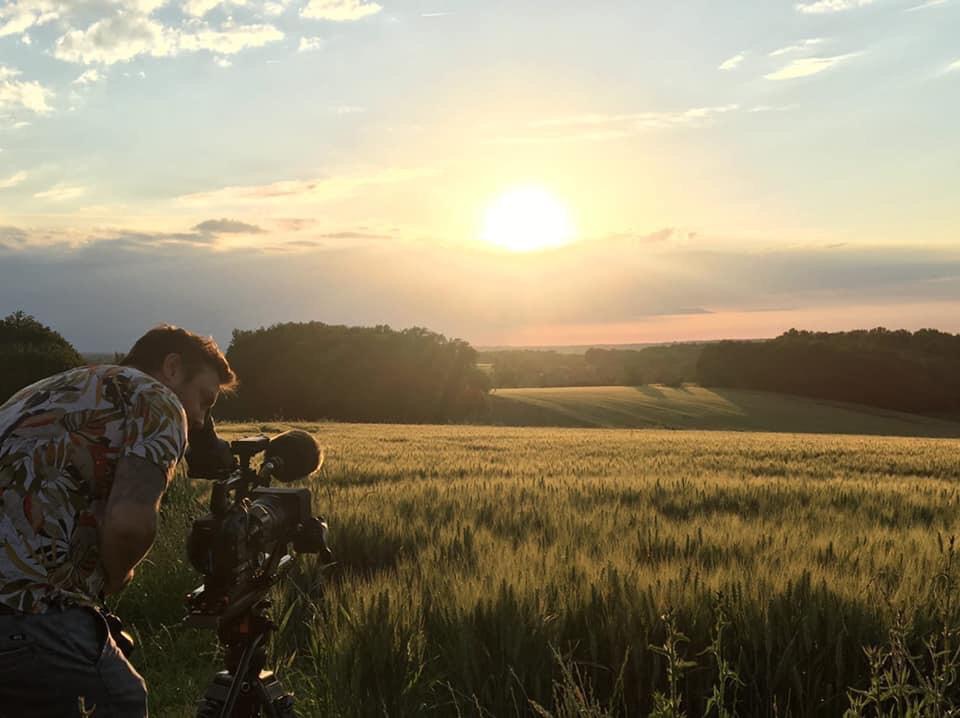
53, 15, 283, 65
796, 0, 875, 13
0, 226, 28, 245
748, 104, 794, 112
177, 167, 438, 208
178, 22, 284, 55
33, 184, 86, 201
0, 0, 59, 39
765, 52, 862, 80
333, 104, 364, 114
300, 0, 382, 21
601, 228, 677, 244
905, 0, 948, 9
4, 230, 960, 351
769, 38, 824, 57
193, 218, 265, 234
73, 69, 104, 85
54, 14, 176, 64
298, 35, 324, 51
315, 230, 392, 240
492, 105, 740, 144
0, 171, 27, 189
0, 66, 54, 114
718, 53, 746, 71
182, 0, 225, 16
944, 59, 960, 74
532, 105, 739, 130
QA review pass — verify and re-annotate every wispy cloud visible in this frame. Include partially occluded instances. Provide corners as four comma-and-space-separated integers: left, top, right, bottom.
796, 0, 875, 13
300, 0, 382, 21
765, 52, 863, 80
905, 0, 949, 10
532, 105, 740, 130
944, 59, 960, 74
73, 69, 104, 86
193, 218, 265, 234
298, 36, 324, 52
718, 53, 746, 71
770, 38, 824, 57
177, 167, 438, 208
493, 104, 741, 144
0, 65, 53, 114
0, 170, 26, 189
33, 184, 86, 201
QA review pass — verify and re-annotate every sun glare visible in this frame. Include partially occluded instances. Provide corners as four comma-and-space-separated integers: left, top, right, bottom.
480, 186, 576, 252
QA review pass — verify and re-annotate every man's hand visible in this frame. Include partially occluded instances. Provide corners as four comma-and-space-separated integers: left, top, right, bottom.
99, 455, 172, 595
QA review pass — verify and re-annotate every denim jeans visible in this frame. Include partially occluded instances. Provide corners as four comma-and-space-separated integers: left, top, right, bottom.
0, 606, 147, 717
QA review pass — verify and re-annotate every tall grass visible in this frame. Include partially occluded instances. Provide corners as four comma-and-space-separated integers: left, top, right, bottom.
116, 424, 960, 716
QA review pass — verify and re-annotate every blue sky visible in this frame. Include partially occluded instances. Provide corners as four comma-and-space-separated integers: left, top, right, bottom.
0, 0, 958, 351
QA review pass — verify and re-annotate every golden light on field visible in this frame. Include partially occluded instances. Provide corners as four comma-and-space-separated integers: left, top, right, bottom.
480, 186, 576, 252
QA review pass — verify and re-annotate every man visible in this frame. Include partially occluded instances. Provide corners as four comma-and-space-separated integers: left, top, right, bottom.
0, 324, 237, 717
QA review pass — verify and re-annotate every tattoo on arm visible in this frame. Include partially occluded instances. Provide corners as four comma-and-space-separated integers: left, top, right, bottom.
109, 456, 171, 510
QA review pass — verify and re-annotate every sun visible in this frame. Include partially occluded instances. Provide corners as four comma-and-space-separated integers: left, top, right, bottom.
480, 186, 576, 252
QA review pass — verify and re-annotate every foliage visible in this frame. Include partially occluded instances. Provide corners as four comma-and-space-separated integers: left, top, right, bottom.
125, 423, 960, 716
479, 345, 705, 388
216, 321, 491, 423
0, 310, 84, 404
697, 328, 960, 414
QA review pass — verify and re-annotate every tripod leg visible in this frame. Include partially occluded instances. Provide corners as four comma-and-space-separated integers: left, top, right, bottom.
255, 671, 297, 718
195, 672, 232, 718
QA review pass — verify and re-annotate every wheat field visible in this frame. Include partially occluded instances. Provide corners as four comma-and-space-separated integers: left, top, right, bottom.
119, 422, 960, 717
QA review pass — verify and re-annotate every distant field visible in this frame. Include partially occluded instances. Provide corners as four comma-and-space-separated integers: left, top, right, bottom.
489, 384, 960, 437
125, 422, 960, 716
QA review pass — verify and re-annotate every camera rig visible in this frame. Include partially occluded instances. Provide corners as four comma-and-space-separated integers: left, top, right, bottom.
184, 416, 332, 718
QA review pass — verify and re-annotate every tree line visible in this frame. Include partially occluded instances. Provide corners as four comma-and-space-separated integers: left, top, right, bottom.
3, 311, 958, 418
0, 312, 490, 422
696, 328, 960, 414
214, 322, 490, 422
480, 344, 704, 388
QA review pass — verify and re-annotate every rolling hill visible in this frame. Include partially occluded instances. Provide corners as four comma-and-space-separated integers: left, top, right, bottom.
488, 384, 960, 437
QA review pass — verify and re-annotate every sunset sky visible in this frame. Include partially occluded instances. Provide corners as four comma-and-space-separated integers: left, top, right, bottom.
1, 0, 958, 352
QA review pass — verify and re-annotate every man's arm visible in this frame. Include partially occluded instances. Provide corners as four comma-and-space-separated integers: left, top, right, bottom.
99, 455, 172, 595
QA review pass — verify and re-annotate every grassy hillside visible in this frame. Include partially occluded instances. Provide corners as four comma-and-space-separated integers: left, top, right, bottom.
489, 384, 960, 437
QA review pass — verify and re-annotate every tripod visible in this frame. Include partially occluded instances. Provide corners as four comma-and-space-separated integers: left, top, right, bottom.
188, 550, 301, 718
194, 595, 297, 718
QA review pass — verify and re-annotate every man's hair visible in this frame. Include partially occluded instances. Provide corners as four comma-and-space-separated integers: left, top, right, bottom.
120, 324, 238, 391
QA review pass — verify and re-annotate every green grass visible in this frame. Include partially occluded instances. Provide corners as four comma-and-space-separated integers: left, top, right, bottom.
120, 423, 960, 716
489, 385, 960, 437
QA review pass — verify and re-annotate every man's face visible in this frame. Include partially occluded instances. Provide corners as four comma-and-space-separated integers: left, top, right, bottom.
175, 366, 222, 431
157, 355, 222, 430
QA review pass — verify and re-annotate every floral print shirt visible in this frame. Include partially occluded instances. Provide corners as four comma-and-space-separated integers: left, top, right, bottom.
0, 365, 187, 613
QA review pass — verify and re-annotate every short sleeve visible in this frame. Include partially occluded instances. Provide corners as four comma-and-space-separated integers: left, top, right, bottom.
121, 382, 188, 475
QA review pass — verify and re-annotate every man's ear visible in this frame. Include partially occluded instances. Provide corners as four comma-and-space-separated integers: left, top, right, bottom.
160, 352, 183, 383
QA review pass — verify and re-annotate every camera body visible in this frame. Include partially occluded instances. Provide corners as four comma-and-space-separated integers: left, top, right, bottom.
183, 419, 331, 625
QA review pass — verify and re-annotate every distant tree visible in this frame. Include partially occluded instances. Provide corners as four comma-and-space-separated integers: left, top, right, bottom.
215, 321, 491, 422
0, 310, 85, 403
696, 327, 960, 414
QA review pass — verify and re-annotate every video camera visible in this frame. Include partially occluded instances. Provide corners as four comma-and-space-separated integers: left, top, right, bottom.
183, 413, 332, 717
